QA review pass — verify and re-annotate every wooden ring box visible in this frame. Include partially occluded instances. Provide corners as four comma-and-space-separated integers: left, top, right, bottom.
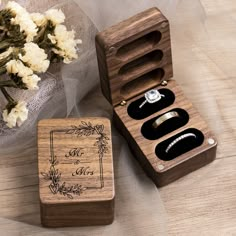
38, 118, 115, 227
95, 8, 217, 186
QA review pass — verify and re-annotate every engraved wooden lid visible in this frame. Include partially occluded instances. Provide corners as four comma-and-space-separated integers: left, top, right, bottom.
38, 118, 115, 204
96, 7, 173, 106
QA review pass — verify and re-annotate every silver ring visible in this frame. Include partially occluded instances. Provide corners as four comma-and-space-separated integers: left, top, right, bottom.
152, 111, 179, 129
165, 133, 197, 153
139, 89, 165, 108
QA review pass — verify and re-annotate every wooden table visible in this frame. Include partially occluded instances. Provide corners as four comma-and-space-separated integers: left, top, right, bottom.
159, 0, 236, 234
0, 0, 235, 235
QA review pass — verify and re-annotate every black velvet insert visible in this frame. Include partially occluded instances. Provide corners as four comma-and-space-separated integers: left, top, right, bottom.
127, 88, 175, 120
141, 108, 189, 140
155, 128, 204, 161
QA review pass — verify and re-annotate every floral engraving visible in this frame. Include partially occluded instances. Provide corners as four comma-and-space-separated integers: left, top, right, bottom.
41, 121, 109, 199
66, 121, 109, 160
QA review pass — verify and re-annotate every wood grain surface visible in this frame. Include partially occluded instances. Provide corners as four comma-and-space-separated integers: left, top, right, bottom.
96, 7, 173, 106
0, 0, 235, 235
97, 7, 217, 186
114, 79, 217, 186
38, 118, 114, 227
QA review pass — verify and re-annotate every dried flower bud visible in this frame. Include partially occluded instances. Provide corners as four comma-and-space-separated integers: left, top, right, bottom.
3, 101, 28, 128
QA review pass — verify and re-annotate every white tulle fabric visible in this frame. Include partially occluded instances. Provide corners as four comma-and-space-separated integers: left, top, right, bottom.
0, 0, 98, 154
0, 0, 226, 235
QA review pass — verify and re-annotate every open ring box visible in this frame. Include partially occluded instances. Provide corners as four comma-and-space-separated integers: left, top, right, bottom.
95, 7, 217, 186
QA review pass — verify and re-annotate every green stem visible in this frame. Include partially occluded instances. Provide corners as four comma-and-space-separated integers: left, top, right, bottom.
0, 54, 12, 76
1, 87, 15, 104
0, 67, 6, 75
0, 80, 17, 88
0, 55, 12, 67
34, 22, 49, 45
0, 41, 11, 51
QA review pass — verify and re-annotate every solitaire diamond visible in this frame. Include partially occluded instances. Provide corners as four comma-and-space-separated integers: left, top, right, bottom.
145, 89, 162, 103
139, 89, 165, 108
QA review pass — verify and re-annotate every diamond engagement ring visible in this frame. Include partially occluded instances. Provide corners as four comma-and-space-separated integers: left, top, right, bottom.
139, 89, 165, 108
152, 111, 180, 129
165, 133, 197, 153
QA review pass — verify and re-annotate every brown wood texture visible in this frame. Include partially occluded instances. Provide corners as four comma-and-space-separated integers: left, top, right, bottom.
114, 80, 217, 186
0, 1, 235, 235
96, 7, 217, 186
96, 7, 173, 106
38, 118, 115, 227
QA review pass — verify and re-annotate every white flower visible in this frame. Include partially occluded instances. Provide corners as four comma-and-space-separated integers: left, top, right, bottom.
47, 34, 56, 44
3, 101, 28, 128
31, 13, 47, 27
6, 59, 41, 90
22, 74, 41, 90
45, 9, 65, 25
6, 1, 24, 15
6, 59, 33, 77
48, 24, 81, 64
6, 1, 38, 42
19, 42, 49, 73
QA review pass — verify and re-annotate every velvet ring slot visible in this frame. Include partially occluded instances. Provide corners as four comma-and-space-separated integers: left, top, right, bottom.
141, 108, 189, 140
127, 88, 175, 120
155, 128, 204, 161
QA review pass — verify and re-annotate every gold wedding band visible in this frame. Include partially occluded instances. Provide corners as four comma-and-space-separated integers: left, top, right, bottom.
152, 111, 180, 129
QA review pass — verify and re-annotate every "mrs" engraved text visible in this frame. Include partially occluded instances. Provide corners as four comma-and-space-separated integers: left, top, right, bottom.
72, 167, 94, 176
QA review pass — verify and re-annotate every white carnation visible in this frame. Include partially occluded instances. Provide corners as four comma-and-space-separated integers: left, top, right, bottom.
6, 1, 38, 42
48, 24, 80, 64
31, 13, 47, 27
3, 101, 28, 128
19, 42, 49, 73
45, 9, 65, 25
22, 74, 41, 90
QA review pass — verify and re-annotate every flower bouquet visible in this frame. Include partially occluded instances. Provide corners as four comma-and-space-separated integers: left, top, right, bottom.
0, 1, 81, 128
0, 0, 98, 153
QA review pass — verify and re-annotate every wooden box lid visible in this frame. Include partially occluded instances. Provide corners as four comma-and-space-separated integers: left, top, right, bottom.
38, 118, 114, 227
96, 7, 173, 106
